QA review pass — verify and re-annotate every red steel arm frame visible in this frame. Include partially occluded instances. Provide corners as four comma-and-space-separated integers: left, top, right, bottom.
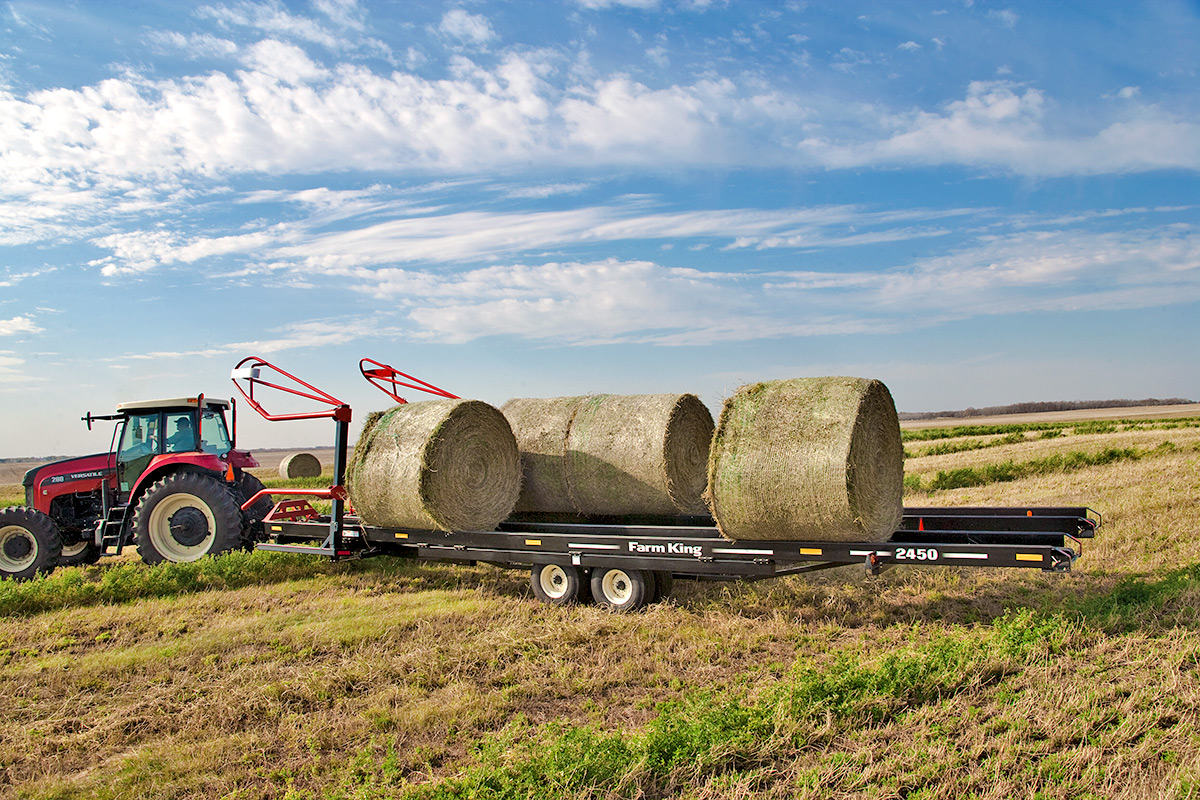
231, 356, 352, 558
360, 357, 458, 404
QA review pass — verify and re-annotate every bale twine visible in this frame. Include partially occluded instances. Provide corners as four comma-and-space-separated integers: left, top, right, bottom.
502, 393, 714, 517
347, 400, 521, 532
705, 377, 903, 542
500, 396, 589, 513
279, 452, 322, 479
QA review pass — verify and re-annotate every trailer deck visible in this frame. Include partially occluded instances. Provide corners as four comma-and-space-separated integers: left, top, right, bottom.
255, 505, 1096, 607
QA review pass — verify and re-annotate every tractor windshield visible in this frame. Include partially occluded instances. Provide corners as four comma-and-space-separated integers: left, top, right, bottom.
199, 408, 232, 455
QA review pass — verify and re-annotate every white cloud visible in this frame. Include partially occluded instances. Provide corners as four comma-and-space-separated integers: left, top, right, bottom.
575, 0, 660, 9
799, 80, 1200, 176
148, 31, 239, 59
297, 223, 1200, 346
242, 39, 326, 82
0, 351, 42, 386
0, 316, 42, 335
1, 58, 1197, 249
500, 182, 591, 199
988, 9, 1019, 28
198, 1, 347, 49
898, 41, 921, 51
438, 10, 496, 46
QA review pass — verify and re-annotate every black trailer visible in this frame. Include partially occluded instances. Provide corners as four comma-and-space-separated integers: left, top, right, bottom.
252, 505, 1097, 611
231, 356, 1098, 612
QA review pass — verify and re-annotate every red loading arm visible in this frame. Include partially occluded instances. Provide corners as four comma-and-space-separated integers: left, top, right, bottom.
231, 356, 352, 422
359, 358, 459, 404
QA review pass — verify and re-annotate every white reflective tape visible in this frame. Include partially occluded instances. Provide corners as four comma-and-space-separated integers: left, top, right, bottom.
568, 543, 621, 550
713, 547, 774, 556
944, 552, 987, 560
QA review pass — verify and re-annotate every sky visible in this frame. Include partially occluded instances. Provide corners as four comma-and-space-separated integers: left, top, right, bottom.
1, 0, 1198, 457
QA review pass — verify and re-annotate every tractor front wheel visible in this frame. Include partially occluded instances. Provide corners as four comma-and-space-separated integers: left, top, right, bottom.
0, 507, 62, 580
58, 536, 102, 567
134, 472, 243, 564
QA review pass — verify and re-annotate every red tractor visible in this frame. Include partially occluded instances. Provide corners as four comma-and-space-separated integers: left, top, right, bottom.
1, 395, 272, 580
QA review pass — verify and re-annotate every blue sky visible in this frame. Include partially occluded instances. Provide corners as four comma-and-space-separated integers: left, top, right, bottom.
1, 0, 1198, 457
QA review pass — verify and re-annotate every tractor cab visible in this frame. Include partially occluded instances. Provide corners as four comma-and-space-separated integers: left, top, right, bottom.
113, 397, 236, 496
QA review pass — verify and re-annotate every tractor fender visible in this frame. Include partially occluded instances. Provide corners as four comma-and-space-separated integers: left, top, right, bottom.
126, 455, 230, 509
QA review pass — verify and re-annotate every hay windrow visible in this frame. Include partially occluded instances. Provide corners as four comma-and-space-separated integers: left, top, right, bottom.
347, 400, 520, 532
705, 377, 903, 542
503, 393, 714, 517
278, 452, 322, 479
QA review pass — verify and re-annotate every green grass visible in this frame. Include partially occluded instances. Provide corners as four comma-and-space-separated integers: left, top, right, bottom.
5, 419, 1200, 799
399, 610, 1072, 800
901, 416, 1200, 442
906, 442, 1182, 493
0, 550, 398, 616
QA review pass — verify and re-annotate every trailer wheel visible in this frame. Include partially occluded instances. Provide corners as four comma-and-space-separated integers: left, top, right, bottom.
530, 563, 586, 606
134, 472, 243, 564
235, 472, 273, 547
0, 507, 62, 581
58, 536, 102, 567
590, 567, 653, 612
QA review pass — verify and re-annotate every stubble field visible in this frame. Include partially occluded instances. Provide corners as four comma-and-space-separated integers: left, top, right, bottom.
1, 412, 1199, 798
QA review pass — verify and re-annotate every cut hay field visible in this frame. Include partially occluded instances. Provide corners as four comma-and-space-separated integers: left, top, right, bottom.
2, 415, 1200, 798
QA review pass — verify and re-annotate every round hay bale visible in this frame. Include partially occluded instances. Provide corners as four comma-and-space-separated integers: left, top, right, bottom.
504, 393, 713, 517
567, 393, 713, 516
347, 400, 521, 532
705, 377, 903, 542
278, 452, 322, 479
500, 396, 589, 513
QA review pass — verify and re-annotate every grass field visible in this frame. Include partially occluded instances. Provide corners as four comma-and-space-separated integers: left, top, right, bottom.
2, 417, 1199, 798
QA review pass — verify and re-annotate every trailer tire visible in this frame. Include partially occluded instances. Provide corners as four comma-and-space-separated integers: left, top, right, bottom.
530, 563, 587, 606
0, 507, 62, 581
590, 567, 653, 612
134, 472, 243, 564
58, 536, 102, 567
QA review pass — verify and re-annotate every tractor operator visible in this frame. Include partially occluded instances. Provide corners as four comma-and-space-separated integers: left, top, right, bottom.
167, 417, 195, 451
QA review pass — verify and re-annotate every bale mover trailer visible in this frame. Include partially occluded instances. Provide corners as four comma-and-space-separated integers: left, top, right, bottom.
229, 357, 1098, 612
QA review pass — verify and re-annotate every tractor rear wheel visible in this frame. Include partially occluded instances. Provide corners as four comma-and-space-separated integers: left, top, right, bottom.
0, 507, 62, 580
134, 472, 243, 564
235, 472, 273, 547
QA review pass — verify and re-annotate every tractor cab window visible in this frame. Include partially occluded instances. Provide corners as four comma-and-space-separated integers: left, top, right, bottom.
199, 408, 232, 455
164, 412, 198, 453
118, 414, 160, 460
117, 413, 160, 493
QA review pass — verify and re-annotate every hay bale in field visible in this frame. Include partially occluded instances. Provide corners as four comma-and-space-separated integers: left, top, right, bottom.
278, 452, 322, 479
502, 393, 714, 517
705, 377, 903, 542
347, 399, 521, 532
500, 396, 589, 513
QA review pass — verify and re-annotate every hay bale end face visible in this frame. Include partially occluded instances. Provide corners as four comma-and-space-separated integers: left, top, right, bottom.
567, 393, 713, 516
347, 399, 521, 532
705, 377, 903, 542
503, 393, 714, 517
279, 452, 322, 479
